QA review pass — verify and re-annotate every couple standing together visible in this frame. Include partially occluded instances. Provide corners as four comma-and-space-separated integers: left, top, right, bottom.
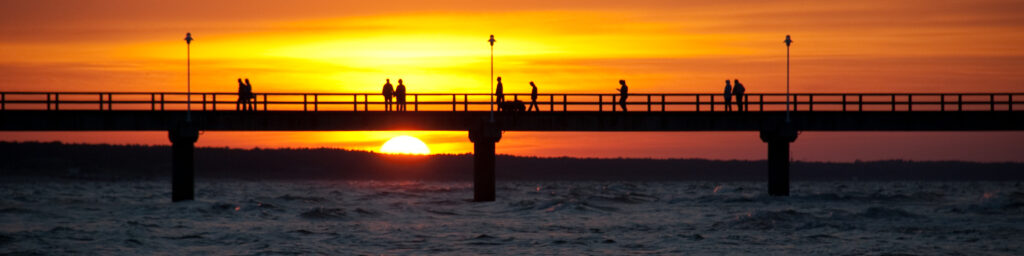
495, 77, 540, 112
723, 79, 746, 112
382, 79, 407, 111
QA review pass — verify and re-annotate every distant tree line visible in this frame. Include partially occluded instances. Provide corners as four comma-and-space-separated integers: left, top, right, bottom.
1, 141, 1021, 181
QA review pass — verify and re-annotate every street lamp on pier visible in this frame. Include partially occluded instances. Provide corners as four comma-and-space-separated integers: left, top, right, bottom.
185, 32, 193, 122
488, 35, 496, 122
784, 35, 792, 123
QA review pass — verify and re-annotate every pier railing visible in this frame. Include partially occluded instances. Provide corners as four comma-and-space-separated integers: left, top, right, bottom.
0, 92, 1020, 112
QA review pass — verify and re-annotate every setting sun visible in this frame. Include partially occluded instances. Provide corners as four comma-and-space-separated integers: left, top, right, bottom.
380, 136, 431, 155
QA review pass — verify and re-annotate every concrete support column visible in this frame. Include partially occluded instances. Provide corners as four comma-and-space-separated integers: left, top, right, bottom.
468, 121, 502, 202
169, 121, 199, 202
760, 126, 798, 196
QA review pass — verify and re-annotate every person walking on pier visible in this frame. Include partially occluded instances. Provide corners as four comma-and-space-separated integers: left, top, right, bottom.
496, 76, 505, 110
245, 78, 255, 111
382, 79, 394, 111
617, 79, 629, 111
236, 78, 248, 111
528, 81, 538, 112
723, 80, 733, 112
396, 79, 407, 112
733, 79, 746, 112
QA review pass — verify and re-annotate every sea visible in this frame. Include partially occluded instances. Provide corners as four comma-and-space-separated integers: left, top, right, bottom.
1, 180, 1022, 255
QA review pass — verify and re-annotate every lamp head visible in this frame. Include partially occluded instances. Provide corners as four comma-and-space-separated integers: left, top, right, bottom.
488, 35, 495, 46
185, 33, 193, 44
784, 35, 792, 47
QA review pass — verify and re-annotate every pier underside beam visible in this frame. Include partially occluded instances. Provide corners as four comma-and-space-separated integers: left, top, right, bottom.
469, 121, 502, 202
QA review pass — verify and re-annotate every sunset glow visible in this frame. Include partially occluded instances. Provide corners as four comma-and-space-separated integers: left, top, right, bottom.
1, 0, 1023, 161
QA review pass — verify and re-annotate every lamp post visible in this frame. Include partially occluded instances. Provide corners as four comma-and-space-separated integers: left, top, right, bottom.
488, 35, 496, 122
185, 32, 193, 122
784, 35, 792, 123
491, 34, 499, 121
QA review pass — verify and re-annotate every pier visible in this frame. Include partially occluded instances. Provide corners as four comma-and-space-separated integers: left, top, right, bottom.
2, 91, 1022, 201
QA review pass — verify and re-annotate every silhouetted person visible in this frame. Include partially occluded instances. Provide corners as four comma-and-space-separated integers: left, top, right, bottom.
382, 79, 394, 111
723, 80, 732, 112
528, 81, 538, 112
733, 79, 746, 112
496, 76, 505, 111
617, 79, 628, 111
236, 78, 247, 111
396, 79, 407, 112
245, 78, 255, 111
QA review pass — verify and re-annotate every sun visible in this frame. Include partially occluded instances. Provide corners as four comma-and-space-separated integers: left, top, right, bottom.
380, 135, 431, 155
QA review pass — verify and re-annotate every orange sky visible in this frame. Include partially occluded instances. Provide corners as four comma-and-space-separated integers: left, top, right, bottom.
2, 0, 1023, 161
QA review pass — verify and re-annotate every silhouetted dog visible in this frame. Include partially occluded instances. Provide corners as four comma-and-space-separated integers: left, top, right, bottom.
500, 100, 525, 112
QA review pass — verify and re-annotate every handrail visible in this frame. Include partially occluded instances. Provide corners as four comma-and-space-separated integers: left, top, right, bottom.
0, 92, 1020, 112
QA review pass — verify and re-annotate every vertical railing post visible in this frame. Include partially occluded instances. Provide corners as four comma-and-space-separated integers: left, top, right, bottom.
414, 94, 418, 112
151, 93, 155, 111
891, 94, 896, 112
711, 95, 715, 112
661, 95, 666, 112
1010, 94, 1014, 112
1, 93, 4, 111
599, 95, 603, 112
858, 94, 863, 111
550, 95, 554, 112
464, 94, 468, 111
842, 95, 846, 112
908, 94, 912, 112
303, 94, 308, 111
46, 93, 51, 111
452, 94, 456, 111
212, 94, 217, 111
202, 94, 206, 111
939, 94, 947, 111
100, 93, 105, 111
54, 94, 59, 111
793, 95, 797, 111
987, 93, 995, 110
696, 95, 701, 112
107, 93, 112, 111
263, 94, 268, 111
808, 94, 813, 112
759, 94, 764, 112
160, 93, 165, 111
353, 95, 357, 111
612, 95, 617, 112
364, 94, 368, 111
958, 94, 963, 111
315, 95, 319, 112
561, 94, 569, 111
647, 94, 651, 112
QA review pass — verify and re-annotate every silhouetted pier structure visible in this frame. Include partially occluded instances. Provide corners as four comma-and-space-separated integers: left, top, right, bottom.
2, 91, 1022, 201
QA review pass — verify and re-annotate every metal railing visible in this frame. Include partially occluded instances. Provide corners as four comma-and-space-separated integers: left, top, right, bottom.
0, 92, 1020, 112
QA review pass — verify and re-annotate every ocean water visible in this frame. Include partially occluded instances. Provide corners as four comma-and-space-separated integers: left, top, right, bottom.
1, 180, 1022, 255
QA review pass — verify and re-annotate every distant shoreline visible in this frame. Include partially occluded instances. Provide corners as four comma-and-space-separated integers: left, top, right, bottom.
2, 141, 1022, 181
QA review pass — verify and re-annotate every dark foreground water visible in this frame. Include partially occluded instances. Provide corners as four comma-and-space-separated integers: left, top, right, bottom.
1, 180, 1022, 255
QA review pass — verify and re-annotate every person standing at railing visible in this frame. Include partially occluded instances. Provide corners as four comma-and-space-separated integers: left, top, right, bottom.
245, 78, 256, 111
723, 80, 732, 112
396, 79, 407, 112
617, 79, 629, 111
733, 79, 746, 112
496, 76, 505, 111
528, 81, 539, 112
236, 78, 247, 111
382, 79, 394, 112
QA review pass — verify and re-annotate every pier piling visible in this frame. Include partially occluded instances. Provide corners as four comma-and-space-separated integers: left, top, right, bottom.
169, 121, 199, 202
760, 125, 798, 196
469, 120, 502, 202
